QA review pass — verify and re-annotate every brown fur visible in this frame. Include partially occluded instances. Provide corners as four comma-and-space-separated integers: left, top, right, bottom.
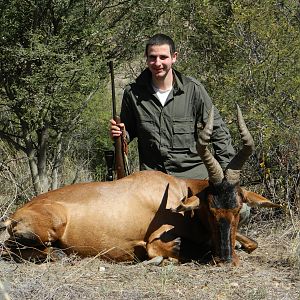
1, 170, 279, 265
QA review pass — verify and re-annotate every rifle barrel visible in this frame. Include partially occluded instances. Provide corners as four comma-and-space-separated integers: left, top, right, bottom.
108, 60, 126, 179
108, 61, 117, 119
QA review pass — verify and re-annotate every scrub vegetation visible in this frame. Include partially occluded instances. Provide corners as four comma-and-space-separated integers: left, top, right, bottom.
0, 0, 299, 299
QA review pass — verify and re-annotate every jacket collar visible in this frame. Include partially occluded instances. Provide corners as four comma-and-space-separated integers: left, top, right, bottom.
135, 68, 186, 95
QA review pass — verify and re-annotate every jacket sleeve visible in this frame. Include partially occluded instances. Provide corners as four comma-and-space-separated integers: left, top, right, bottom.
195, 83, 235, 170
120, 85, 137, 143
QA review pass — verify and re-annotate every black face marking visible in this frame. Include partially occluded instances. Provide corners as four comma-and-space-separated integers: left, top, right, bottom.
209, 181, 239, 209
218, 217, 231, 261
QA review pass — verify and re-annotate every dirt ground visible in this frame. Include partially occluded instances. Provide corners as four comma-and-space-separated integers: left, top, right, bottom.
0, 220, 299, 300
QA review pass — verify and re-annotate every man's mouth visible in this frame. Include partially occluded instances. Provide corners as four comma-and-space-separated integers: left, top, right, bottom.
153, 68, 164, 74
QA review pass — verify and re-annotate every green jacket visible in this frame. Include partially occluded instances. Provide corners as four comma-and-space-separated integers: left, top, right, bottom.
120, 68, 235, 179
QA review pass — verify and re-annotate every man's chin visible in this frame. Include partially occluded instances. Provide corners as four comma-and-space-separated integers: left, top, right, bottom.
153, 72, 166, 79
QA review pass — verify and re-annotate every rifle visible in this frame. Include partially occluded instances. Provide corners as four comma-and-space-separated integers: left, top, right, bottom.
108, 61, 128, 179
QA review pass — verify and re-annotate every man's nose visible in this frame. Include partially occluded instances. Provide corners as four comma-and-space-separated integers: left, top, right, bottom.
154, 57, 161, 65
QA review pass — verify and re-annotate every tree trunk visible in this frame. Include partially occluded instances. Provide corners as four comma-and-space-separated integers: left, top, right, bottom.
26, 146, 41, 195
37, 127, 49, 194
51, 131, 63, 190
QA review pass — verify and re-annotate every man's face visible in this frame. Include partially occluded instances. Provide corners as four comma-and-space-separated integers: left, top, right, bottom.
146, 44, 177, 81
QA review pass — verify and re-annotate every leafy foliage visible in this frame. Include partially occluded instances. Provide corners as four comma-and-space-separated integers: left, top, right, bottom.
0, 0, 299, 214
0, 0, 163, 194
172, 0, 300, 213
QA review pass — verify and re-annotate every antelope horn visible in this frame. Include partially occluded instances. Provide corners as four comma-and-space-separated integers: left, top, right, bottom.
196, 107, 224, 184
225, 104, 255, 184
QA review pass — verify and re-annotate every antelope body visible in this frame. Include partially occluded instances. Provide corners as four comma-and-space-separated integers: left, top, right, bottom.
0, 106, 279, 265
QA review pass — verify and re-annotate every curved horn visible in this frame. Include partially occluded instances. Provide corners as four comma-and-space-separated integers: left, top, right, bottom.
196, 107, 224, 184
225, 105, 255, 184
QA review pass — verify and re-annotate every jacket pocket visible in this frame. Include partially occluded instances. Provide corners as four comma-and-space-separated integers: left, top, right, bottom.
138, 117, 156, 143
172, 119, 195, 149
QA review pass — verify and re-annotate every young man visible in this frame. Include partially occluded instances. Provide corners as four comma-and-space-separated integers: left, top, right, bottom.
110, 33, 235, 179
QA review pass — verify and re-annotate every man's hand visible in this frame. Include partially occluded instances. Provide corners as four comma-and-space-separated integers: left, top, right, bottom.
109, 119, 126, 140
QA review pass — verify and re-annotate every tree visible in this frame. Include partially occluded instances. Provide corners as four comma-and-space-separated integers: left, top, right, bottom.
0, 0, 99, 194
181, 0, 300, 211
149, 0, 299, 211
0, 0, 153, 195
226, 0, 300, 212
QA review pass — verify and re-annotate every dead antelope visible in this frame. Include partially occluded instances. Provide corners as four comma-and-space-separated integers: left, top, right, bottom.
0, 106, 279, 265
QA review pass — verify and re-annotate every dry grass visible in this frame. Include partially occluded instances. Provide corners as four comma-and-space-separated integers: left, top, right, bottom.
1, 220, 299, 300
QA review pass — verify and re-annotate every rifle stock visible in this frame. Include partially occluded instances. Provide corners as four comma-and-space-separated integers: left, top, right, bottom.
108, 61, 127, 179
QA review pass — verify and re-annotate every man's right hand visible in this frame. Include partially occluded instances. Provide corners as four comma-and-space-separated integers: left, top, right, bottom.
109, 119, 126, 140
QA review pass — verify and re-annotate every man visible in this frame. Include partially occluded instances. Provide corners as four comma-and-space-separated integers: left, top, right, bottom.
110, 33, 235, 179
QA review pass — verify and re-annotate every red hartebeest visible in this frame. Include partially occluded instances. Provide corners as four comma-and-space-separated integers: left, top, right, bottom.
0, 106, 280, 265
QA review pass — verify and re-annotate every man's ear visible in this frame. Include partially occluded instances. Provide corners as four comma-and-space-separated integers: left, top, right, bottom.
172, 52, 178, 63
241, 188, 281, 208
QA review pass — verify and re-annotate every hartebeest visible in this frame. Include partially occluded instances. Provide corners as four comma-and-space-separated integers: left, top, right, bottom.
0, 106, 279, 265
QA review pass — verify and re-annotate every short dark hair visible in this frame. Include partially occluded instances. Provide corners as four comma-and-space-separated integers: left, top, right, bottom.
145, 34, 176, 56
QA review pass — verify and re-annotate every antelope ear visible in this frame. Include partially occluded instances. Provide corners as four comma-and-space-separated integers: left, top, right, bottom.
241, 189, 281, 208
172, 195, 201, 213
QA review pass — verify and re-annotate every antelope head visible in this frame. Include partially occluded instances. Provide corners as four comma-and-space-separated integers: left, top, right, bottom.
194, 105, 279, 265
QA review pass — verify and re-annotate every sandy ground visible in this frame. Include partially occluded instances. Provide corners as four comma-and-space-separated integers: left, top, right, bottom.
0, 220, 299, 300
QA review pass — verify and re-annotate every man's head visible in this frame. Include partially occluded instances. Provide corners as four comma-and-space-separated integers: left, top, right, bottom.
145, 34, 176, 57
145, 34, 177, 83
